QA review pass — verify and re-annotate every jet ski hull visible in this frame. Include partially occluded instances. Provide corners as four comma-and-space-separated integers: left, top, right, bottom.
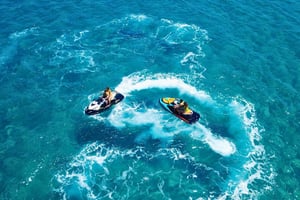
85, 92, 124, 115
159, 97, 200, 124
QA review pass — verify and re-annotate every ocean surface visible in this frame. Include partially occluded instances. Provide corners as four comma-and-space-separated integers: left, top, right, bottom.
0, 0, 299, 199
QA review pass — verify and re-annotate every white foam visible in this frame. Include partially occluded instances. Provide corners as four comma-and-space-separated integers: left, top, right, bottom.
160, 18, 209, 41
217, 97, 272, 199
108, 104, 177, 142
191, 123, 236, 156
56, 143, 203, 199
115, 71, 213, 104
9, 27, 39, 39
55, 143, 120, 199
73, 30, 89, 42
129, 14, 148, 21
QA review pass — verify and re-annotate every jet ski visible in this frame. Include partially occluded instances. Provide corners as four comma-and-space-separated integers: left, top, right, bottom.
85, 91, 124, 115
159, 97, 200, 124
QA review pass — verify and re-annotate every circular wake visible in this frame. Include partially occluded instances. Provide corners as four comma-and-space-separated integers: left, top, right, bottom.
52, 15, 273, 200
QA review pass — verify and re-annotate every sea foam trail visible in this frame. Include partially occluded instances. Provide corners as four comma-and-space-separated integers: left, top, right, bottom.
115, 71, 213, 104
111, 72, 236, 156
191, 123, 236, 156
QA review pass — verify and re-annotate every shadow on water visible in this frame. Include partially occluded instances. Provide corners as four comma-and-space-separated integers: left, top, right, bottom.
74, 119, 134, 148
209, 123, 231, 138
74, 114, 163, 151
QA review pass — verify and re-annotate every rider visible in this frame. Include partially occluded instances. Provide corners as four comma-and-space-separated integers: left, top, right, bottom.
174, 100, 192, 115
102, 87, 112, 105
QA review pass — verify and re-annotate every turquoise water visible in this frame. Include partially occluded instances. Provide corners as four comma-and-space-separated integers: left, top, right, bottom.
1, 0, 299, 199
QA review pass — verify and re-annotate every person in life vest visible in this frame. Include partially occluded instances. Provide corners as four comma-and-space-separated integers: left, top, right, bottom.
174, 99, 192, 115
102, 87, 113, 105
